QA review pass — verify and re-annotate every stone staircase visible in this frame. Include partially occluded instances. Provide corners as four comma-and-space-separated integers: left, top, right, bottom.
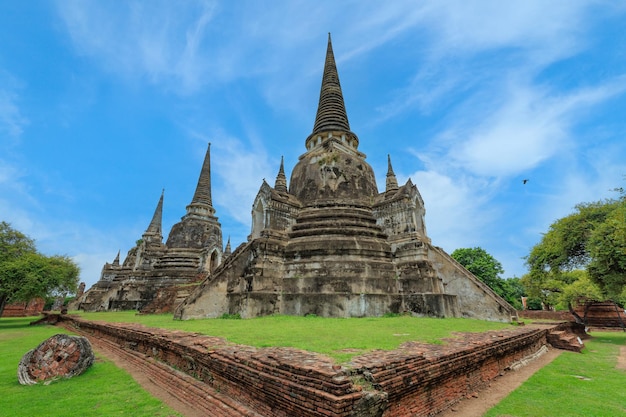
547, 329, 584, 352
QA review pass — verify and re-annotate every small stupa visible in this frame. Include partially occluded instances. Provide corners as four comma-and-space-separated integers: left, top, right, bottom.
77, 144, 224, 311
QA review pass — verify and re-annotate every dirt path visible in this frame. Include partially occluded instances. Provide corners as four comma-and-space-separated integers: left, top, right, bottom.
438, 348, 562, 417
618, 346, 626, 371
82, 332, 262, 417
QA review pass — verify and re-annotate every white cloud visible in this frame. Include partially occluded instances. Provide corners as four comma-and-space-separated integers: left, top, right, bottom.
422, 1, 589, 59
72, 252, 109, 288
187, 129, 273, 225
0, 90, 28, 139
38, 0, 626, 285
56, 0, 219, 93
368, 1, 599, 125
0, 192, 133, 288
449, 77, 626, 177
408, 169, 499, 252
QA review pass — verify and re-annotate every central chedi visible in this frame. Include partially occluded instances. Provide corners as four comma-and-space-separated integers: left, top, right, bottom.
176, 35, 514, 320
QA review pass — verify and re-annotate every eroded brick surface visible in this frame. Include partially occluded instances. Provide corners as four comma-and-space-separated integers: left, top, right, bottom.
50, 314, 573, 416
1, 297, 45, 317
18, 334, 94, 385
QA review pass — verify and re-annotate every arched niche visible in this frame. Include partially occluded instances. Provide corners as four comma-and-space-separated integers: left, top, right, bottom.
209, 250, 219, 271
250, 199, 266, 239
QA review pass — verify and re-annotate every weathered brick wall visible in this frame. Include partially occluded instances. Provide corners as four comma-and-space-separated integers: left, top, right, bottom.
59, 316, 552, 417
518, 310, 573, 321
61, 316, 371, 417
2, 298, 45, 317
575, 301, 626, 328
353, 329, 547, 417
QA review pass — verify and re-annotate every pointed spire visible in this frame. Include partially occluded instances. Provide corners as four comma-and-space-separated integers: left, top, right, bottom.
185, 143, 216, 218
112, 250, 120, 266
274, 156, 288, 193
224, 236, 232, 257
385, 154, 399, 195
191, 143, 213, 207
312, 33, 351, 135
144, 189, 164, 238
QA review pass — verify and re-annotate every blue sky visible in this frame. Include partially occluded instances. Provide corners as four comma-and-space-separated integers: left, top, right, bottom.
2, 1, 625, 289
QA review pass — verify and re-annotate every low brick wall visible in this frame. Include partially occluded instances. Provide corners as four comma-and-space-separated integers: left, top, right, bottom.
352, 329, 547, 416
518, 310, 573, 321
58, 316, 551, 417
2, 298, 45, 317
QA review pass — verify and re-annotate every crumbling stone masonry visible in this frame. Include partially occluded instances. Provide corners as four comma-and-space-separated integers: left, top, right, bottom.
56, 314, 579, 417
17, 333, 95, 385
1, 297, 45, 317
79, 34, 516, 321
76, 145, 222, 312
175, 35, 515, 321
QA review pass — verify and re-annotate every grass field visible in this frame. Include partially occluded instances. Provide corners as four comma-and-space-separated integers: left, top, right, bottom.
2, 312, 625, 416
0, 316, 181, 417
76, 311, 513, 362
484, 331, 626, 417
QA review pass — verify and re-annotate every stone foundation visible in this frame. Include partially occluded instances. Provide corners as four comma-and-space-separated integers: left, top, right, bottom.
55, 315, 564, 416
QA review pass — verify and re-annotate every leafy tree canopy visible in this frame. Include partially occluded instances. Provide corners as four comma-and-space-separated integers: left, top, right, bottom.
0, 221, 36, 264
451, 247, 504, 290
525, 195, 626, 305
521, 269, 603, 310
451, 247, 524, 309
0, 222, 80, 316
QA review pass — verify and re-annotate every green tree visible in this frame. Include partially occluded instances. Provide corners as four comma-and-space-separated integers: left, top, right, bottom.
520, 269, 566, 310
0, 221, 36, 263
521, 269, 603, 310
0, 222, 80, 316
451, 247, 524, 308
500, 277, 526, 310
560, 270, 603, 308
451, 247, 505, 291
525, 195, 626, 306
587, 203, 626, 299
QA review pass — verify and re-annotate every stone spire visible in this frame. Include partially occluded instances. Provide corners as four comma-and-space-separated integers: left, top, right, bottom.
185, 143, 216, 218
312, 33, 351, 135
112, 250, 120, 266
144, 190, 165, 236
274, 156, 288, 193
143, 190, 164, 242
191, 143, 213, 207
385, 154, 399, 195
224, 237, 231, 257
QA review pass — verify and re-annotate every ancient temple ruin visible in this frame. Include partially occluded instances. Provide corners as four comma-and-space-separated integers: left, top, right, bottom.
174, 36, 515, 321
77, 36, 515, 320
77, 145, 223, 311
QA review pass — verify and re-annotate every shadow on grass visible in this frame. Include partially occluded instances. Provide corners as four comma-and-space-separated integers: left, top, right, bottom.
0, 316, 43, 330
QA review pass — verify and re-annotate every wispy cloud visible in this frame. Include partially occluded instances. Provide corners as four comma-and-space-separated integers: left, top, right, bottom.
56, 0, 219, 93
369, 0, 596, 124
187, 128, 273, 225
422, 1, 589, 57
0, 90, 27, 139
407, 169, 499, 252
0, 70, 28, 141
30, 0, 626, 283
430, 75, 626, 177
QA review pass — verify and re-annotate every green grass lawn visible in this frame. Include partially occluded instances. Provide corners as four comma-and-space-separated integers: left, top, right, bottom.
75, 311, 513, 362
484, 331, 626, 417
4, 312, 625, 416
0, 316, 181, 417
